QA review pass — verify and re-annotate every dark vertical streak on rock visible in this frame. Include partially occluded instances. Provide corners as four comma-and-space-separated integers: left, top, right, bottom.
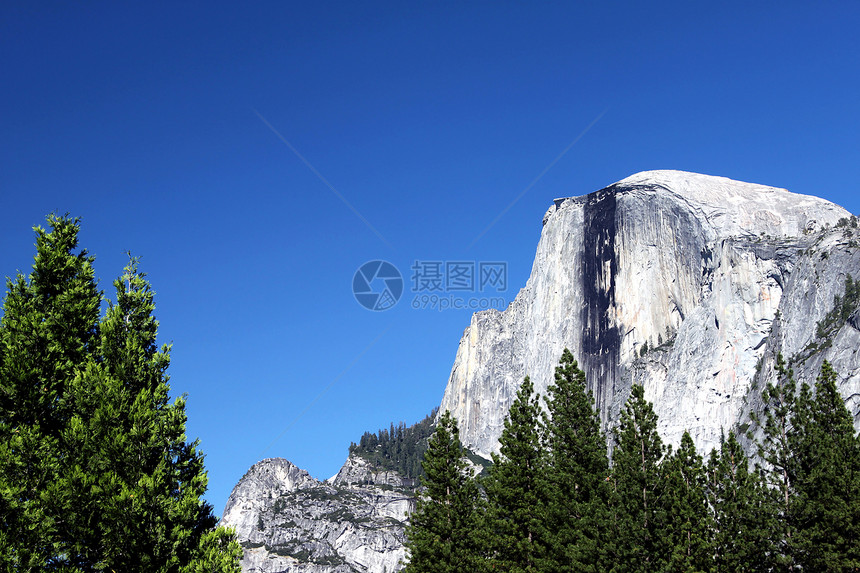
581, 188, 621, 426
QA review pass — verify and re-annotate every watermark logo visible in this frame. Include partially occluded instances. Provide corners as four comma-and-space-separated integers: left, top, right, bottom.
353, 259, 508, 311
410, 260, 507, 292
352, 260, 403, 311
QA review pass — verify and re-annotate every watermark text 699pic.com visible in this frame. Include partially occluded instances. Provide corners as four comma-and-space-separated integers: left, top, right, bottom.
411, 293, 507, 312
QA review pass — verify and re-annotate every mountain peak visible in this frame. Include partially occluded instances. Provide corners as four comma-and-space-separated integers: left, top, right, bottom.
545, 170, 849, 238
612, 170, 794, 210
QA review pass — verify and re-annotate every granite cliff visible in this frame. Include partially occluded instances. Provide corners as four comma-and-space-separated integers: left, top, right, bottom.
440, 169, 858, 458
223, 170, 860, 572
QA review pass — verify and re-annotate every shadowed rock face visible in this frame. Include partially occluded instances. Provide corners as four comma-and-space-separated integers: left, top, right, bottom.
439, 170, 857, 458
581, 189, 620, 424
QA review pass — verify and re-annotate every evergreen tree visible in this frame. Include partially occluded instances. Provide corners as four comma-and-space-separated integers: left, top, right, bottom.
790, 361, 860, 570
706, 430, 773, 571
540, 349, 610, 571
482, 376, 546, 572
0, 215, 101, 567
608, 384, 667, 572
403, 410, 481, 573
751, 353, 799, 567
180, 529, 244, 573
65, 257, 241, 570
0, 216, 241, 571
750, 356, 860, 570
661, 431, 712, 572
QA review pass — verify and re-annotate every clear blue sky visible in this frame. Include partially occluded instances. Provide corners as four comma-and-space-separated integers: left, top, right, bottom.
2, 1, 859, 517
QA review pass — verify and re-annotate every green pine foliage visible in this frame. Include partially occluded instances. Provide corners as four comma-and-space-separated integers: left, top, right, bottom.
662, 431, 713, 572
0, 215, 101, 566
790, 361, 860, 570
348, 407, 438, 480
482, 376, 547, 572
403, 410, 481, 573
608, 384, 667, 572
752, 355, 860, 570
751, 353, 801, 567
0, 215, 241, 571
180, 528, 244, 573
540, 348, 610, 571
706, 431, 772, 571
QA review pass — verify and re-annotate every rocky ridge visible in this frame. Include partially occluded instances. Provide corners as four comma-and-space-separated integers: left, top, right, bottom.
221, 457, 413, 573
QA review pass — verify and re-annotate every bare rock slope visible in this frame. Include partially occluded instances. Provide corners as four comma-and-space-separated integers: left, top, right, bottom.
221, 457, 413, 573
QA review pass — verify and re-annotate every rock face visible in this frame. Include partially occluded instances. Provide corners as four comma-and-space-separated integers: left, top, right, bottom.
221, 457, 413, 573
329, 455, 418, 490
439, 170, 859, 458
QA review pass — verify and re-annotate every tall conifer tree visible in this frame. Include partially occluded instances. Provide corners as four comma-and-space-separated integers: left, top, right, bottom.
540, 349, 610, 571
790, 361, 860, 570
662, 431, 712, 571
751, 353, 800, 567
403, 410, 481, 573
706, 431, 772, 571
0, 215, 101, 567
483, 376, 546, 572
608, 384, 666, 572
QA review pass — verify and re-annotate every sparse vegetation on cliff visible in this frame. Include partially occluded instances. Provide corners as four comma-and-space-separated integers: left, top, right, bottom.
349, 407, 439, 479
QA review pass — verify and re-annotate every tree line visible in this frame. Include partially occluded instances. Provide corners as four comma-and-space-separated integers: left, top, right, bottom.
0, 216, 241, 571
349, 407, 439, 480
404, 349, 860, 572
